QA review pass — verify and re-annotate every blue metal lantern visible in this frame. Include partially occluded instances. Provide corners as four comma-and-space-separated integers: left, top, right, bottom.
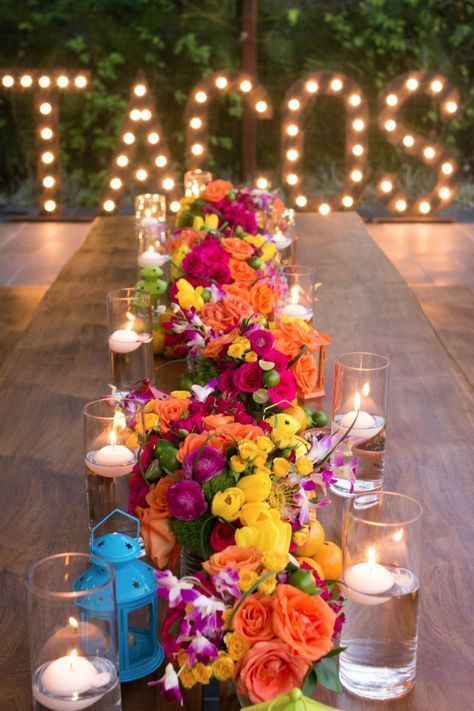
74, 509, 163, 682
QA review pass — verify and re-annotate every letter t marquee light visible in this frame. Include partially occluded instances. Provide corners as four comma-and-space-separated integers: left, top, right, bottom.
99, 72, 179, 215
0, 68, 91, 215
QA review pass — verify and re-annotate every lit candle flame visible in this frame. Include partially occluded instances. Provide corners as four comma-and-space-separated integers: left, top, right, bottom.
362, 381, 370, 397
290, 284, 300, 305
110, 429, 117, 447
147, 245, 155, 254
68, 616, 78, 629
367, 547, 377, 566
125, 320, 134, 332
353, 391, 361, 411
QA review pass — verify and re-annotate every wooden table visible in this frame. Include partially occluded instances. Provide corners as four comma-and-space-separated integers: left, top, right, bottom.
0, 214, 472, 710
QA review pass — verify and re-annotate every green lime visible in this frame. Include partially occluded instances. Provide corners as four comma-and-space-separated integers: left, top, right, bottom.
253, 388, 269, 404
201, 288, 212, 302
259, 359, 275, 371
303, 406, 314, 422
159, 445, 180, 472
235, 224, 244, 236
312, 411, 328, 428
288, 568, 317, 595
248, 257, 263, 270
145, 459, 162, 483
262, 370, 281, 387
153, 439, 175, 459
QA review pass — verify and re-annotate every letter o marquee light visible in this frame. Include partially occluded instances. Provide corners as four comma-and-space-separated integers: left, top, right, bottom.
99, 72, 179, 214
281, 72, 369, 215
377, 71, 460, 216
184, 70, 273, 170
0, 68, 90, 214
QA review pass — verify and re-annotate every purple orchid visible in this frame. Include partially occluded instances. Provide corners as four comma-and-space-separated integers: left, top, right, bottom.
148, 663, 183, 704
211, 567, 242, 603
186, 631, 219, 666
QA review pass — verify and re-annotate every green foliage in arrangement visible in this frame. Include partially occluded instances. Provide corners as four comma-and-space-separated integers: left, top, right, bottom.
0, 0, 472, 208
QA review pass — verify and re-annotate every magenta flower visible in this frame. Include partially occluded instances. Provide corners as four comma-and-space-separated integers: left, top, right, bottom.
210, 521, 236, 551
182, 237, 232, 284
187, 631, 219, 666
267, 369, 297, 406
148, 663, 182, 703
266, 349, 289, 371
161, 609, 183, 658
167, 480, 207, 521
233, 362, 262, 393
249, 329, 275, 358
183, 445, 226, 483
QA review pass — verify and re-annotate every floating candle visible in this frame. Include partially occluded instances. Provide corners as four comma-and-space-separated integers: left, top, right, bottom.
108, 327, 140, 354
337, 390, 383, 440
280, 284, 313, 321
343, 547, 394, 606
86, 430, 135, 478
137, 247, 169, 269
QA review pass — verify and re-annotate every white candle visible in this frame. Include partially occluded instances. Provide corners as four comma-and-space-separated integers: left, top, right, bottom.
280, 303, 313, 320
336, 390, 383, 440
343, 548, 394, 606
137, 248, 169, 269
86, 430, 135, 478
33, 651, 111, 710
108, 328, 140, 354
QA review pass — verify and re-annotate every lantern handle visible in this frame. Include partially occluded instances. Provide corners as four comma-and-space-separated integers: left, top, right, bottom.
91, 508, 140, 547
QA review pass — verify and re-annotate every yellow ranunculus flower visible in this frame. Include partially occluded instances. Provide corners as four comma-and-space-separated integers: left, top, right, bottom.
144, 413, 159, 430
260, 242, 277, 262
205, 213, 219, 230
272, 457, 290, 478
258, 571, 278, 595
212, 653, 235, 682
296, 455, 314, 476
244, 350, 258, 362
180, 667, 197, 689
238, 441, 260, 461
252, 454, 268, 469
238, 569, 259, 592
224, 632, 250, 661
144, 399, 158, 413
176, 278, 204, 312
243, 234, 266, 248
253, 465, 272, 478
230, 455, 247, 473
227, 336, 250, 359
256, 436, 274, 454
211, 488, 245, 522
236, 518, 292, 556
170, 390, 192, 400
262, 551, 289, 571
237, 473, 272, 503
239, 502, 279, 527
192, 663, 212, 684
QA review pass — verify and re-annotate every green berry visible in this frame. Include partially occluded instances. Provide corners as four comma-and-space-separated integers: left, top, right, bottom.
249, 257, 263, 270
201, 288, 212, 302
262, 370, 281, 387
159, 445, 180, 472
312, 410, 329, 428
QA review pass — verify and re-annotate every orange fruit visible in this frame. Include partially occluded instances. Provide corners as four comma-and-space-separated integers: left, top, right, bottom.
314, 541, 343, 580
293, 519, 325, 556
296, 557, 325, 580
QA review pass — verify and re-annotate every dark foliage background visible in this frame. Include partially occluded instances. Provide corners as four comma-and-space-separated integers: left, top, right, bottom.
0, 0, 472, 209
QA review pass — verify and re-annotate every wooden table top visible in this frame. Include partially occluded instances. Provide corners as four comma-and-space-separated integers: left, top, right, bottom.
0, 214, 472, 710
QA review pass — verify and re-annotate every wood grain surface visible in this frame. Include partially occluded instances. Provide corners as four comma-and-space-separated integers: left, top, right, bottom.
0, 214, 472, 710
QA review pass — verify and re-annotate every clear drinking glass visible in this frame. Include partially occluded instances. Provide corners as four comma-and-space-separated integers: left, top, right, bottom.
84, 397, 144, 531
340, 492, 423, 700
106, 288, 154, 392
27, 553, 121, 711
135, 194, 170, 277
275, 265, 316, 324
184, 169, 212, 198
331, 352, 390, 496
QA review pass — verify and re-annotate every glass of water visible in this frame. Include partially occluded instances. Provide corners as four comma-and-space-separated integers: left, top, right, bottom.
340, 491, 423, 700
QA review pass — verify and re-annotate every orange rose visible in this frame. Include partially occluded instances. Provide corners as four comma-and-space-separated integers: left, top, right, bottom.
153, 398, 189, 432
272, 584, 336, 663
136, 510, 178, 569
170, 228, 202, 252
292, 350, 318, 394
223, 295, 254, 322
216, 422, 264, 442
145, 475, 177, 518
250, 282, 275, 315
177, 423, 264, 463
203, 414, 235, 429
229, 258, 258, 285
232, 593, 274, 644
201, 296, 253, 332
236, 639, 309, 704
202, 328, 239, 358
224, 283, 252, 305
202, 179, 233, 202
203, 545, 262, 577
273, 320, 319, 358
221, 238, 255, 261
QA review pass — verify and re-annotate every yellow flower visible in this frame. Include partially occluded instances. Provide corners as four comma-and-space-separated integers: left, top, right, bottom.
222, 608, 233, 630
236, 518, 292, 556
192, 216, 204, 230
238, 441, 260, 461
271, 430, 292, 449
205, 213, 219, 230
144, 399, 158, 413
253, 465, 272, 478
258, 571, 278, 595
192, 663, 212, 684
230, 455, 247, 474
244, 234, 266, 248
256, 436, 274, 454
176, 278, 204, 312
170, 390, 192, 400
212, 652, 235, 682
262, 551, 289, 571
211, 488, 245, 522
252, 454, 268, 469
125, 432, 139, 448
260, 242, 277, 262
225, 632, 250, 661
245, 350, 258, 362
265, 413, 301, 436
237, 473, 272, 503
239, 502, 279, 527
238, 569, 259, 592
296, 455, 314, 476
171, 244, 190, 273
272, 457, 290, 478
227, 336, 251, 359
180, 667, 197, 689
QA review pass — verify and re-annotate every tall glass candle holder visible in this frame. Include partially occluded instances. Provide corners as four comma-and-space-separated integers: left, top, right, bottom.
84, 397, 144, 530
273, 208, 296, 265
134, 193, 166, 222
184, 169, 212, 198
340, 492, 422, 700
275, 265, 316, 323
331, 352, 389, 496
135, 194, 170, 275
106, 288, 154, 392
27, 553, 121, 711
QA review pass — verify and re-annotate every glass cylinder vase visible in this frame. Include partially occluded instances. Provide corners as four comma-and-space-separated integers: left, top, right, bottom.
340, 492, 422, 700
135, 193, 170, 278
106, 288, 154, 392
330, 352, 389, 497
275, 265, 316, 324
27, 553, 121, 711
84, 397, 144, 531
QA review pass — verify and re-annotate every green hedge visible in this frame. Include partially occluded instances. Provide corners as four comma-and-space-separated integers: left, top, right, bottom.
0, 0, 472, 208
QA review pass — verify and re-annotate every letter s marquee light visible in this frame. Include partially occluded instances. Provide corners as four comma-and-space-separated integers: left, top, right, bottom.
377, 71, 461, 216
184, 70, 273, 170
281, 72, 369, 215
100, 72, 179, 214
0, 68, 90, 215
